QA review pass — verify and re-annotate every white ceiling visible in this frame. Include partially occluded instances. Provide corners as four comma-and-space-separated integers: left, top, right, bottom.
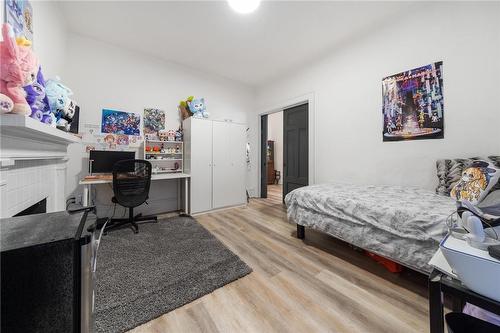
60, 1, 416, 87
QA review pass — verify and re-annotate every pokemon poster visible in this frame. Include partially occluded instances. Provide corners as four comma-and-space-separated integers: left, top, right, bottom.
101, 109, 141, 136
382, 62, 444, 141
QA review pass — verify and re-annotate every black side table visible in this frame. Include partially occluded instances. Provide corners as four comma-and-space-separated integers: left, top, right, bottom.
429, 269, 500, 333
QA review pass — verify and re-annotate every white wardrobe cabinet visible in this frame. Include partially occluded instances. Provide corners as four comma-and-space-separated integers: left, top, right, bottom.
183, 117, 246, 214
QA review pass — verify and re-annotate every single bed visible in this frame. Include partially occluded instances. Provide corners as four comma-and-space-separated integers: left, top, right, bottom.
285, 183, 457, 273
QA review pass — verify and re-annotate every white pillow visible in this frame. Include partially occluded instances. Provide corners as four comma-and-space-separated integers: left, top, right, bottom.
450, 160, 500, 204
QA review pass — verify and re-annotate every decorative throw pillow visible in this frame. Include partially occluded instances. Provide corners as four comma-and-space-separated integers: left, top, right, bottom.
436, 157, 481, 196
450, 160, 500, 204
488, 156, 500, 191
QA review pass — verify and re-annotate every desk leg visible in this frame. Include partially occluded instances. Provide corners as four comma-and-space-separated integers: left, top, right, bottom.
177, 179, 181, 211
83, 184, 90, 207
184, 178, 190, 215
429, 270, 445, 333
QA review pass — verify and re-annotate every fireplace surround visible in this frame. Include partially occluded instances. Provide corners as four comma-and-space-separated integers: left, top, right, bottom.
0, 115, 80, 218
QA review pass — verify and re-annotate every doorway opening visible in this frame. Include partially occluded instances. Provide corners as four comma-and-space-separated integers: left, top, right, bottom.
261, 103, 309, 202
265, 111, 283, 200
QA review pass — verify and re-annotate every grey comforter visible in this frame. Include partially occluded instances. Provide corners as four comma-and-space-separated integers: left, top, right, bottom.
285, 183, 457, 273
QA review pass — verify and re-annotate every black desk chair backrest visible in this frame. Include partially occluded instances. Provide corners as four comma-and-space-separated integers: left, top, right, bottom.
112, 159, 152, 208
107, 159, 157, 234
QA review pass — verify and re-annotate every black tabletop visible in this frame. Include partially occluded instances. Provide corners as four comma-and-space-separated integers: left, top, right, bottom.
0, 211, 93, 252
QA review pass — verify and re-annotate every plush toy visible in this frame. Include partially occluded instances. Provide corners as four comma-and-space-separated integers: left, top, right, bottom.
0, 23, 39, 115
179, 96, 194, 120
45, 78, 73, 114
24, 66, 51, 121
187, 98, 209, 118
45, 78, 77, 131
0, 93, 14, 114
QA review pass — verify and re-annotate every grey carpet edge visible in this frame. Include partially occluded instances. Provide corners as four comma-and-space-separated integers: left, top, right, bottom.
95, 253, 251, 316
97, 256, 252, 333
95, 216, 253, 333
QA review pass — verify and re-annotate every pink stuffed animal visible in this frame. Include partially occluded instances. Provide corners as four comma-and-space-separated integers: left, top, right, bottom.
0, 23, 38, 115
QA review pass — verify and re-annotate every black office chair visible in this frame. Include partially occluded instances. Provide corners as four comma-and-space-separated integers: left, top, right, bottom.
105, 159, 157, 234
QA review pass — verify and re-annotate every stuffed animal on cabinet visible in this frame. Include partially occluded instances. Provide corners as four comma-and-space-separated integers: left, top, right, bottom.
179, 96, 194, 120
187, 98, 209, 118
0, 23, 39, 115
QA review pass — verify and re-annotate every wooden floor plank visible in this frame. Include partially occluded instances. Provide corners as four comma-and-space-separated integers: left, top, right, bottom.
130, 186, 430, 332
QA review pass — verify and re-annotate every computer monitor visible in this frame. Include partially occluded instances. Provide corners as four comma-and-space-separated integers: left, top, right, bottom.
89, 150, 135, 173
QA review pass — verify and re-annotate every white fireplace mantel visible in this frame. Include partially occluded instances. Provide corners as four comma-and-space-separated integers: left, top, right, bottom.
0, 114, 81, 217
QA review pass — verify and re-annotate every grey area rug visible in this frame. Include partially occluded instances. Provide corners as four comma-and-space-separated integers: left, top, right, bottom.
94, 215, 252, 333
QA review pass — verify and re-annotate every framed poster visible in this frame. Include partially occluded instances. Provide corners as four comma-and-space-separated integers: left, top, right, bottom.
101, 109, 141, 136
382, 62, 444, 141
143, 108, 165, 134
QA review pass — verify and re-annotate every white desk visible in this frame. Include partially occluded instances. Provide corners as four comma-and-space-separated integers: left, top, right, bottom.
79, 173, 191, 214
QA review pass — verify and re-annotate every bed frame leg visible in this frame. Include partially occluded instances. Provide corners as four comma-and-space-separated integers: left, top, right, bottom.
297, 224, 305, 239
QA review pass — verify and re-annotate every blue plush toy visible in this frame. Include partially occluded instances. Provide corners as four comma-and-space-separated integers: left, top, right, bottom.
187, 98, 209, 118
45, 77, 76, 130
45, 77, 73, 114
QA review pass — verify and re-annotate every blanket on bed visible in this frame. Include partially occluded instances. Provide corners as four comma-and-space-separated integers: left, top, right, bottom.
285, 183, 457, 273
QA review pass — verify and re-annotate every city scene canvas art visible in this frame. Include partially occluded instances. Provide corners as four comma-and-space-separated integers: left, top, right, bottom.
101, 109, 141, 136
382, 62, 444, 141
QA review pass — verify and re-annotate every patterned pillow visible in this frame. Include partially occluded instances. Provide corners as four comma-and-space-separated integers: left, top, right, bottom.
488, 156, 500, 191
450, 160, 500, 204
436, 157, 481, 196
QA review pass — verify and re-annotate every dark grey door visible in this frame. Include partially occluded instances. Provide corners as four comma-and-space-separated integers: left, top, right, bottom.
283, 103, 308, 199
260, 114, 268, 198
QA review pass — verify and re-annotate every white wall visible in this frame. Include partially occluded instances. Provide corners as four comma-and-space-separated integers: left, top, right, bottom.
64, 34, 255, 214
30, 1, 68, 79
267, 111, 283, 184
256, 2, 500, 191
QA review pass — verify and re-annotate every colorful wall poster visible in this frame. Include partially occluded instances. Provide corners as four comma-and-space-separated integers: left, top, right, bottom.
115, 134, 129, 146
143, 108, 166, 134
382, 62, 444, 141
5, 0, 34, 44
101, 109, 141, 136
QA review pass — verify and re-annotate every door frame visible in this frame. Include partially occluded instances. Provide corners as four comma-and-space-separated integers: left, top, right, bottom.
260, 114, 268, 198
257, 93, 316, 198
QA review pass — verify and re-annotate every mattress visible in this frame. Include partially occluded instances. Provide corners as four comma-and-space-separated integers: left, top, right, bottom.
285, 183, 457, 273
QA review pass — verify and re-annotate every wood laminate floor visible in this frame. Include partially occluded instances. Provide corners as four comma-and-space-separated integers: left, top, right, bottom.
131, 187, 430, 333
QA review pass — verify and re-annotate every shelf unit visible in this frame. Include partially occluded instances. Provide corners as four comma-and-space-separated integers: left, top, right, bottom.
144, 139, 183, 174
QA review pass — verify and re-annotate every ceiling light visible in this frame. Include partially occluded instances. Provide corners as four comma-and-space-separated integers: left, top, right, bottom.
227, 0, 261, 14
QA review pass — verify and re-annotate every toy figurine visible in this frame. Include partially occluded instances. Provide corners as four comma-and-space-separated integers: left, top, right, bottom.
153, 146, 160, 152
145, 146, 151, 152
160, 144, 165, 153
166, 130, 175, 141
176, 145, 180, 153
158, 130, 168, 141
175, 127, 183, 141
